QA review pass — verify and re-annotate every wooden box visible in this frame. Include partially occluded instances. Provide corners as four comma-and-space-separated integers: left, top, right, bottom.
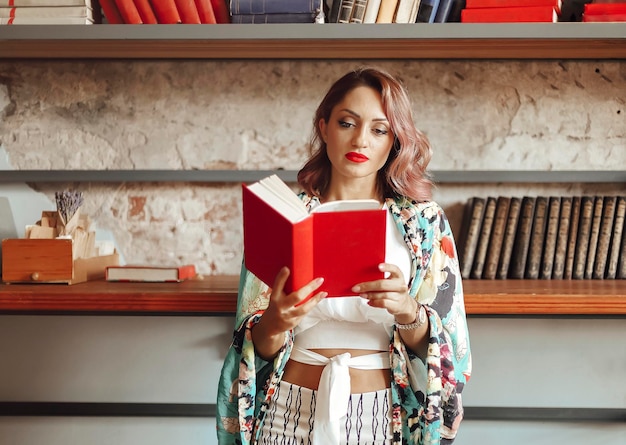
1, 239, 119, 284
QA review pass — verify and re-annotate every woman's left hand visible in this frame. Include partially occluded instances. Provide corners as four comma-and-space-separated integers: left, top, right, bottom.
352, 263, 417, 322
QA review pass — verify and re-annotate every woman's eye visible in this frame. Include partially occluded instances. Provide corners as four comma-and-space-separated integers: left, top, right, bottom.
338, 120, 353, 128
373, 128, 389, 136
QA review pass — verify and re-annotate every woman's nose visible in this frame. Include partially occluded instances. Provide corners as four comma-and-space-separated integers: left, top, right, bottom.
352, 127, 368, 147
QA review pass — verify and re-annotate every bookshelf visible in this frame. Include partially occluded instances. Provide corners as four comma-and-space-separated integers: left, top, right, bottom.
0, 278, 624, 315
0, 23, 623, 315
0, 23, 625, 60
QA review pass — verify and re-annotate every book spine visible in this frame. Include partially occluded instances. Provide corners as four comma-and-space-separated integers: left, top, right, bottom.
338, 0, 354, 22
174, 0, 201, 23
593, 196, 617, 279
363, 0, 382, 22
584, 196, 604, 279
434, 0, 454, 22
470, 196, 497, 279
376, 0, 398, 22
114, 0, 142, 23
194, 0, 216, 23
459, 197, 486, 279
584, 3, 626, 15
417, 0, 441, 23
482, 196, 510, 280
150, 0, 181, 23
465, 0, 561, 9
606, 196, 625, 279
509, 196, 535, 279
525, 196, 548, 279
496, 196, 521, 279
394, 0, 416, 22
210, 0, 230, 22
563, 196, 581, 279
551, 196, 571, 279
350, 0, 367, 22
572, 196, 595, 280
582, 13, 626, 22
133, 0, 158, 23
539, 196, 560, 280
0, 6, 93, 17
461, 5, 557, 22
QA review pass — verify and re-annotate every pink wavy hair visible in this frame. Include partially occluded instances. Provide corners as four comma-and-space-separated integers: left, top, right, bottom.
297, 66, 433, 202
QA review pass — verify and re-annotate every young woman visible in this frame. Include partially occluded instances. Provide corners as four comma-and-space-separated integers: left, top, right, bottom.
217, 67, 471, 445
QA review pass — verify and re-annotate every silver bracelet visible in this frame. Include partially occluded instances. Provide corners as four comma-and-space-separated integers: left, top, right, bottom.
395, 303, 427, 330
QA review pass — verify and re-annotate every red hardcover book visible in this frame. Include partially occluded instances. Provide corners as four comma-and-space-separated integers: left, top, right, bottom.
114, 0, 142, 23
174, 0, 201, 23
194, 0, 216, 23
465, 0, 562, 12
584, 2, 626, 15
242, 175, 386, 297
106, 264, 197, 282
100, 0, 124, 23
461, 5, 558, 21
583, 12, 626, 21
210, 0, 230, 23
132, 0, 158, 23
150, 0, 181, 23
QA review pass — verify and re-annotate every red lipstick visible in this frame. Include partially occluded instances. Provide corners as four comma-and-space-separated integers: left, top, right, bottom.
345, 152, 369, 163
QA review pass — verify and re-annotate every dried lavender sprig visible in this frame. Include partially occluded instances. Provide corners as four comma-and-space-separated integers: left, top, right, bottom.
55, 190, 84, 224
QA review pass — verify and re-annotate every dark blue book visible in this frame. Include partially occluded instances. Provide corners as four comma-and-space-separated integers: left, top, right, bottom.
417, 0, 441, 23
231, 13, 319, 23
231, 0, 323, 14
434, 0, 455, 22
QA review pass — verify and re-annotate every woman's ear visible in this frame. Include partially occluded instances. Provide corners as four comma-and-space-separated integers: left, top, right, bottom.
318, 119, 328, 143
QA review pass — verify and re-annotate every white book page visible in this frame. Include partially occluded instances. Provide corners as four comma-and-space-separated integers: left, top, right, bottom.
311, 199, 381, 213
247, 175, 308, 222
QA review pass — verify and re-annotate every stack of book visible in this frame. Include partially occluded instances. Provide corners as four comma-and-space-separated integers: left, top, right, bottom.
100, 0, 229, 24
460, 0, 562, 23
457, 195, 626, 280
327, 0, 464, 23
230, 0, 324, 23
0, 0, 98, 24
582, 1, 626, 22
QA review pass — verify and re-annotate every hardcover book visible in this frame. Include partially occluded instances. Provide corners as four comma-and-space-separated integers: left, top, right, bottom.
376, 0, 399, 22
363, 0, 382, 22
230, 0, 323, 14
151, 0, 181, 23
350, 0, 367, 22
464, 0, 562, 11
100, 0, 124, 23
242, 175, 386, 297
174, 0, 201, 23
551, 195, 572, 279
458, 196, 486, 279
525, 196, 548, 279
592, 195, 617, 279
461, 5, 558, 22
194, 0, 217, 23
482, 196, 510, 280
572, 196, 595, 280
434, 0, 455, 22
584, 196, 604, 279
394, 0, 420, 22
0, 0, 94, 4
231, 12, 318, 22
539, 196, 560, 280
337, 0, 355, 22
470, 196, 497, 279
606, 196, 625, 279
210, 0, 230, 22
0, 6, 93, 17
496, 196, 521, 279
114, 0, 141, 22
133, 0, 157, 23
417, 0, 440, 22
563, 196, 581, 279
509, 196, 536, 279
106, 264, 197, 282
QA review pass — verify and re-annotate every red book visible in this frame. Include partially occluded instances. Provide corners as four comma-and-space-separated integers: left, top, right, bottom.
210, 0, 230, 23
100, 0, 125, 23
114, 0, 142, 23
242, 175, 386, 297
461, 5, 558, 22
584, 2, 626, 15
106, 264, 197, 282
150, 0, 181, 23
132, 0, 158, 23
194, 0, 216, 23
583, 12, 626, 21
465, 0, 562, 12
174, 0, 201, 23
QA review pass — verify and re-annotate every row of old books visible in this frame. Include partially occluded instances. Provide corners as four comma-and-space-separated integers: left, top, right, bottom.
327, 0, 463, 23
458, 195, 626, 280
100, 0, 229, 24
0, 0, 98, 24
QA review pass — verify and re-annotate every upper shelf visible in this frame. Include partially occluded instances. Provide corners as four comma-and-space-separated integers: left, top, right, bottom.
0, 23, 625, 60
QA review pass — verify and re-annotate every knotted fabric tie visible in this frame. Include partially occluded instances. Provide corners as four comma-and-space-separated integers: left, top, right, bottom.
289, 346, 390, 445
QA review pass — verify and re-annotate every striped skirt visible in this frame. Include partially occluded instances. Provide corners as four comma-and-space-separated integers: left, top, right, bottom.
258, 380, 393, 445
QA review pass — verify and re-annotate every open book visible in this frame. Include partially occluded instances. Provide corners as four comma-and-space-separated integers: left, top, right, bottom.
242, 175, 386, 297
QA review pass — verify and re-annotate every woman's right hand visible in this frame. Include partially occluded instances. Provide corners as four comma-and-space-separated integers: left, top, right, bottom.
251, 267, 327, 360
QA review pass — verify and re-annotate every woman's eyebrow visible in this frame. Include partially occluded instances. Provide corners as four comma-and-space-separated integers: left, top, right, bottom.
339, 108, 388, 122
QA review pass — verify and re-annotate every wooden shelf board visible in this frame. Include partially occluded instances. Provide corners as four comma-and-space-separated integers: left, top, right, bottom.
0, 277, 623, 315
0, 24, 624, 59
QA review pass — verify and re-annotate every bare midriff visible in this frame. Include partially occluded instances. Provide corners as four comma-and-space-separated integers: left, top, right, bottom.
282, 348, 391, 394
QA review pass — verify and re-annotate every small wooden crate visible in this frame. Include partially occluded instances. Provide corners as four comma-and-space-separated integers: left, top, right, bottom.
1, 238, 119, 284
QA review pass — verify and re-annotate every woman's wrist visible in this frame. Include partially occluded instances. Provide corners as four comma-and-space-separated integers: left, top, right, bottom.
394, 298, 419, 325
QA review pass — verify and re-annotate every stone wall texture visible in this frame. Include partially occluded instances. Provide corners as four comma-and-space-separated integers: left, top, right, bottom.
1, 60, 624, 275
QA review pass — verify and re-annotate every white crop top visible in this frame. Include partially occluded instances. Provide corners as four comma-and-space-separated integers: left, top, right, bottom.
294, 204, 412, 350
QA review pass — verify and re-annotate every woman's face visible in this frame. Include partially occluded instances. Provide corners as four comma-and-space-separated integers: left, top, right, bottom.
319, 86, 395, 186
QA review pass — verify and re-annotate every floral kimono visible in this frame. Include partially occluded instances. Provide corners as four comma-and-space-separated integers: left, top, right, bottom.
217, 195, 472, 445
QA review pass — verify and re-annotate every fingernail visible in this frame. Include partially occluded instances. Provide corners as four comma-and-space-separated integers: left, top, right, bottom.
352, 285, 360, 292
320, 292, 328, 299
315, 277, 324, 285
378, 263, 385, 271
